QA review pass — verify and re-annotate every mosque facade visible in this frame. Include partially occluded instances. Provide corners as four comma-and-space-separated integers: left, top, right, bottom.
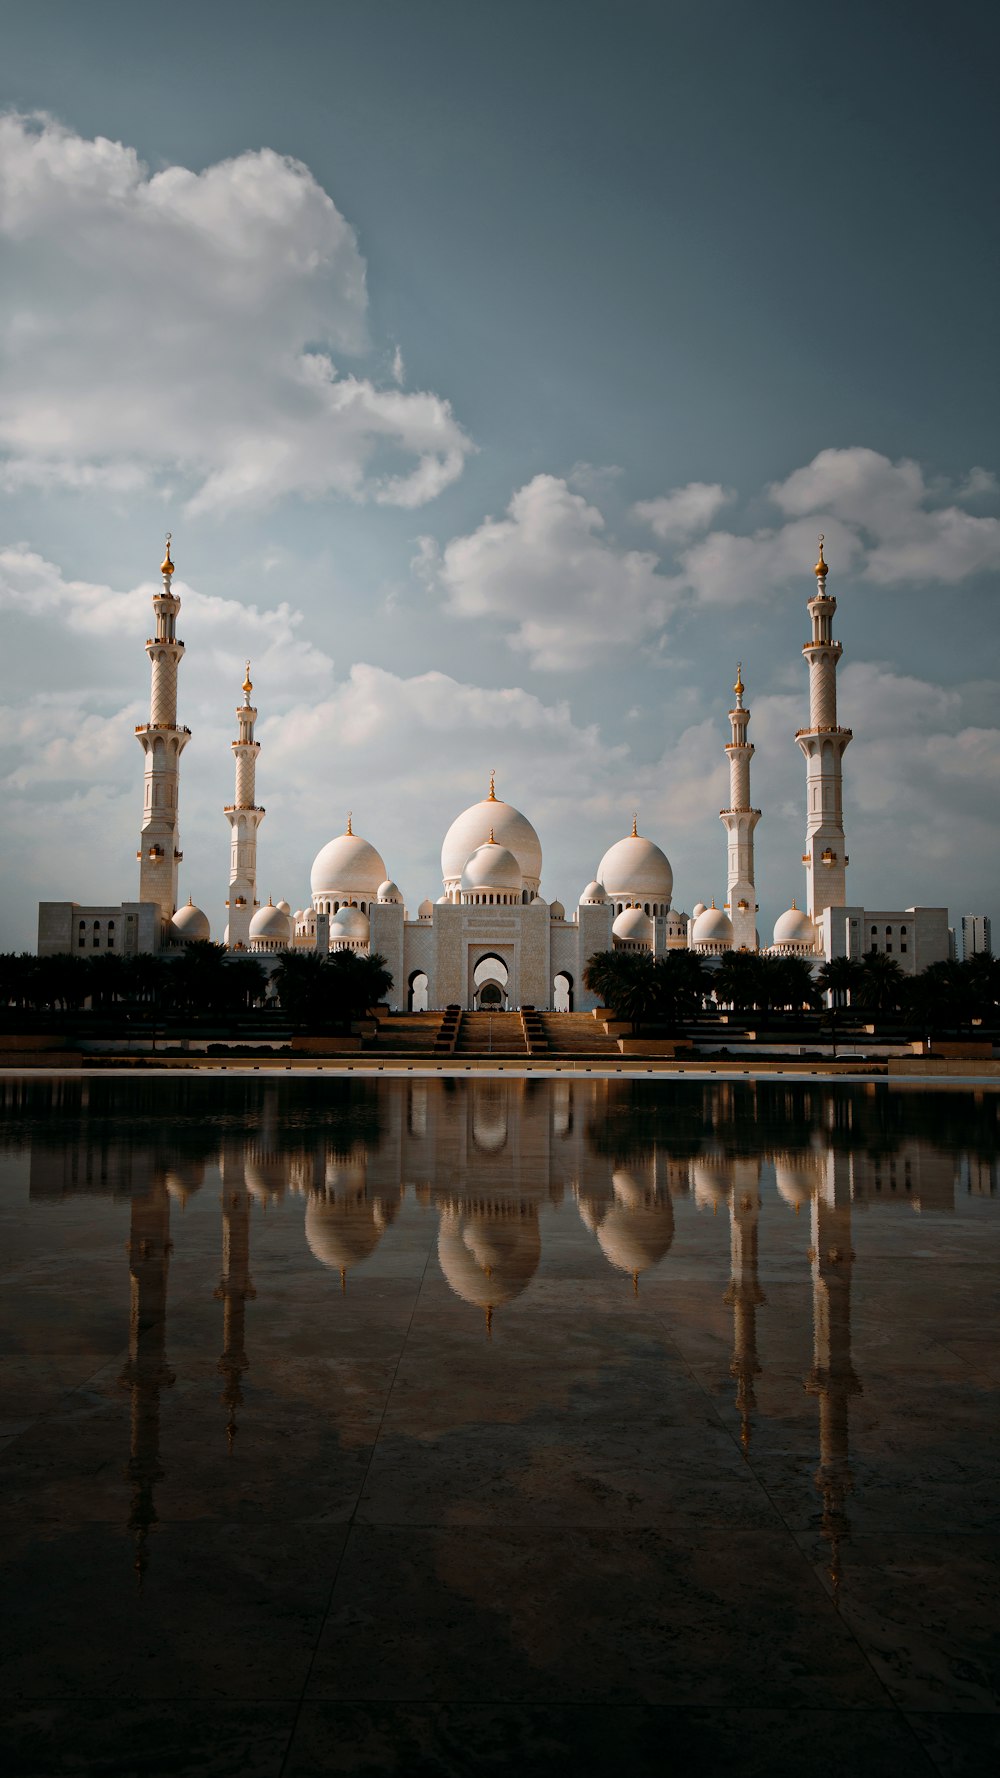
36, 535, 954, 1002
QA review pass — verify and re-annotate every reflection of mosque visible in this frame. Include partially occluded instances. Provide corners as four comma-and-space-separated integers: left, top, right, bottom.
12, 1076, 995, 1583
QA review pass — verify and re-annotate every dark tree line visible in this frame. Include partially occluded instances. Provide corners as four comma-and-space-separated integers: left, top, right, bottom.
583, 946, 1000, 1031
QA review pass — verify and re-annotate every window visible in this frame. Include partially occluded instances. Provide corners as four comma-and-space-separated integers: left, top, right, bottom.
886, 926, 893, 937
900, 925, 907, 936
886, 943, 893, 953
900, 942, 907, 954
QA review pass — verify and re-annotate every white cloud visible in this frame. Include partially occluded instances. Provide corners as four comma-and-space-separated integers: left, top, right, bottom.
423, 474, 675, 669
0, 113, 472, 510
631, 481, 733, 541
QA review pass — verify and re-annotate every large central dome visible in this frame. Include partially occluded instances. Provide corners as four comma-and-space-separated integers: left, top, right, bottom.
441, 787, 542, 893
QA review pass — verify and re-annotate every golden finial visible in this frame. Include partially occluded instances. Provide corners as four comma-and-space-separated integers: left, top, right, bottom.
814, 534, 829, 578
488, 769, 497, 802
734, 661, 744, 701
160, 532, 174, 577
631, 812, 638, 838
242, 660, 252, 699
346, 812, 353, 836
485, 1304, 493, 1340
488, 826, 495, 844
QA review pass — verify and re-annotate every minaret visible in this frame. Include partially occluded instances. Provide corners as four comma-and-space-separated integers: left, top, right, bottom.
224, 663, 265, 950
796, 538, 852, 920
720, 664, 761, 951
135, 535, 190, 928
118, 1175, 174, 1586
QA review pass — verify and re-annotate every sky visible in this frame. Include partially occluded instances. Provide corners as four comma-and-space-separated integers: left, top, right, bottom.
1, 0, 998, 952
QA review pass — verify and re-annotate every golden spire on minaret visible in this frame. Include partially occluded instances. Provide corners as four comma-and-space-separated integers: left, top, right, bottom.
814, 534, 829, 579
631, 812, 638, 838
488, 769, 497, 802
242, 661, 253, 700
346, 812, 353, 836
160, 533, 174, 577
734, 662, 744, 704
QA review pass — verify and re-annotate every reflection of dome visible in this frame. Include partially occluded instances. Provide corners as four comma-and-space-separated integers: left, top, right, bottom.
772, 904, 817, 949
377, 880, 402, 903
170, 898, 210, 943
691, 904, 734, 948
305, 1191, 396, 1277
441, 794, 542, 892
249, 899, 292, 946
437, 1208, 541, 1310
165, 1161, 204, 1204
692, 1157, 731, 1211
598, 832, 673, 904
580, 1173, 675, 1278
310, 829, 387, 898
461, 841, 522, 895
572, 874, 604, 903
774, 1152, 821, 1210
245, 1155, 289, 1203
612, 906, 652, 946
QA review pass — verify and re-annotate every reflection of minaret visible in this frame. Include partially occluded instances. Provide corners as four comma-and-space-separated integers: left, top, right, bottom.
118, 1176, 174, 1585
723, 1158, 766, 1449
805, 1154, 861, 1593
215, 1146, 256, 1451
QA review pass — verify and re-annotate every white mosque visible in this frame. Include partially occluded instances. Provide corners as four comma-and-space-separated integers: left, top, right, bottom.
37, 535, 952, 1005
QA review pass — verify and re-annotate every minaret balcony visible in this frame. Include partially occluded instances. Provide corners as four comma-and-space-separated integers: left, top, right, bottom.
223, 804, 266, 814
794, 725, 853, 739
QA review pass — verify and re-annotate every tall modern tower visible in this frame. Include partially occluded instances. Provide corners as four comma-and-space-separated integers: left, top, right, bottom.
135, 536, 189, 927
720, 664, 761, 951
224, 664, 264, 950
796, 538, 851, 920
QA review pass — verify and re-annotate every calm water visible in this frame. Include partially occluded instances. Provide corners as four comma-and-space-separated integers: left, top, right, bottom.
1, 1075, 998, 1777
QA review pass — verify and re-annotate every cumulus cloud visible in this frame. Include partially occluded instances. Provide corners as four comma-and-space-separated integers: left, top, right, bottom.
0, 112, 471, 510
421, 473, 675, 670
631, 480, 733, 541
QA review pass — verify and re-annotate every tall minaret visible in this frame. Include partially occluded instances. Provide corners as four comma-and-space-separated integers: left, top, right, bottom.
135, 535, 189, 927
796, 538, 852, 920
720, 664, 761, 951
224, 663, 264, 951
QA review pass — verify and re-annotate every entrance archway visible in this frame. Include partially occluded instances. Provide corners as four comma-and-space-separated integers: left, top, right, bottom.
553, 971, 573, 1012
408, 970, 429, 1012
473, 953, 509, 1011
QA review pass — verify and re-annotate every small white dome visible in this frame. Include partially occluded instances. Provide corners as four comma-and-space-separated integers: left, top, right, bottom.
598, 830, 673, 903
330, 906, 370, 942
773, 904, 816, 948
692, 904, 734, 947
692, 901, 707, 919
171, 899, 211, 943
250, 899, 292, 943
549, 900, 566, 921
418, 898, 434, 919
277, 899, 291, 914
436, 893, 449, 904
461, 840, 522, 894
377, 880, 402, 904
310, 828, 387, 898
579, 880, 608, 905
613, 905, 652, 945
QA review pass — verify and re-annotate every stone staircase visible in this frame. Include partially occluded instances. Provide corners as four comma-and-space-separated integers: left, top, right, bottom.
367, 1011, 450, 1054
538, 1011, 622, 1059
453, 1012, 529, 1058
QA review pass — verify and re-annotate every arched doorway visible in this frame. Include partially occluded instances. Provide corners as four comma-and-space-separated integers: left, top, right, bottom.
553, 971, 573, 1012
408, 970, 429, 1012
473, 953, 509, 1010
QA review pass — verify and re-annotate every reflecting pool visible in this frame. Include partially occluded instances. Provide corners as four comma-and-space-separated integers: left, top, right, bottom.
1, 1076, 998, 1776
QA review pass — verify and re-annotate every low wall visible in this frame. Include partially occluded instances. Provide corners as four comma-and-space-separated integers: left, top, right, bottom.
890, 1057, 1000, 1078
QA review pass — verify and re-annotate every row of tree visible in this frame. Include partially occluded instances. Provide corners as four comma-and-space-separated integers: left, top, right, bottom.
582, 946, 1000, 1029
0, 942, 394, 1029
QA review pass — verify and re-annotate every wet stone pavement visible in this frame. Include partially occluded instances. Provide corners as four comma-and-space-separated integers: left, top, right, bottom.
0, 1073, 998, 1776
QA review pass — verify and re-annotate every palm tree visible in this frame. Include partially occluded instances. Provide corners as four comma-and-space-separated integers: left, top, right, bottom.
323, 951, 393, 1024
854, 949, 905, 1018
817, 956, 863, 1010
652, 950, 710, 1023
713, 950, 763, 1013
